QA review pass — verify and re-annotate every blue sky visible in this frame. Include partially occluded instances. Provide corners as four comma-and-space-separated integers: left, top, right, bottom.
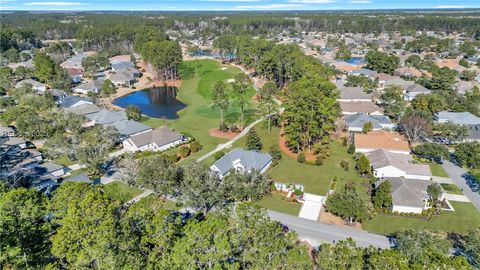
0, 0, 479, 11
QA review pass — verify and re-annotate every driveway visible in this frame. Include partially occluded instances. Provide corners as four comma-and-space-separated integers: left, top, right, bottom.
298, 193, 325, 221
442, 161, 480, 210
268, 211, 391, 249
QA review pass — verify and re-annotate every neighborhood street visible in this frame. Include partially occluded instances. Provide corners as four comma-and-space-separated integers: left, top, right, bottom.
267, 211, 391, 249
442, 161, 480, 210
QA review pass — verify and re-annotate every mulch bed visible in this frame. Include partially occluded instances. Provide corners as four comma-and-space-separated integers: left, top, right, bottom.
208, 128, 239, 140
278, 129, 316, 162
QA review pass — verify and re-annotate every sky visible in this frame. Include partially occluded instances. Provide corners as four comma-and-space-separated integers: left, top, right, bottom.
0, 0, 479, 11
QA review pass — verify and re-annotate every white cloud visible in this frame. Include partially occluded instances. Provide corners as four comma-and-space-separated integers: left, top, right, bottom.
234, 4, 304, 10
25, 1, 85, 6
434, 5, 465, 8
289, 0, 336, 3
349, 0, 371, 3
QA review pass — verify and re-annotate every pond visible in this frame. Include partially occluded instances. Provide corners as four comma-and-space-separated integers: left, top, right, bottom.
345, 57, 365, 65
113, 87, 186, 119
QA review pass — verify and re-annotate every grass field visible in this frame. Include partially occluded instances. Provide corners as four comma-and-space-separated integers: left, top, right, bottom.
363, 202, 480, 235
53, 155, 74, 167
232, 123, 364, 196
128, 194, 181, 213
441, 183, 464, 195
256, 193, 302, 216
428, 163, 449, 177
103, 181, 142, 202
140, 59, 257, 163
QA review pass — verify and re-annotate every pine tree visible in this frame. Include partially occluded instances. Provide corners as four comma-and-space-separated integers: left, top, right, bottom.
356, 154, 371, 176
245, 128, 262, 151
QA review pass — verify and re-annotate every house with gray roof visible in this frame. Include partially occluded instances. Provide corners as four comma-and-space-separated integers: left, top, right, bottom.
123, 125, 185, 152
379, 177, 445, 214
35, 162, 65, 177
336, 85, 372, 102
107, 120, 152, 139
58, 95, 93, 108
86, 109, 127, 125
65, 103, 101, 116
384, 76, 415, 89
339, 101, 384, 116
66, 172, 95, 184
15, 79, 46, 93
2, 137, 27, 149
434, 111, 480, 126
349, 68, 378, 78
111, 61, 135, 72
403, 84, 431, 101
345, 113, 395, 132
108, 70, 135, 87
366, 149, 432, 180
210, 148, 273, 178
73, 80, 102, 95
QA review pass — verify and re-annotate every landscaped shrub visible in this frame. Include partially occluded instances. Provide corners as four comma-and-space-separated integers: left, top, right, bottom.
269, 145, 282, 166
229, 124, 239, 133
219, 122, 229, 132
294, 189, 303, 196
297, 152, 306, 163
315, 155, 324, 166
178, 146, 191, 158
190, 141, 202, 153
341, 137, 348, 146
340, 160, 350, 171
347, 144, 355, 154
214, 151, 225, 160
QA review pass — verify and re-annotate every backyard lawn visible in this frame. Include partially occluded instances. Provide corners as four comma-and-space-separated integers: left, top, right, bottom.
256, 193, 302, 216
128, 194, 181, 213
428, 163, 449, 177
233, 123, 364, 196
103, 181, 142, 202
140, 59, 257, 162
52, 154, 75, 167
363, 202, 480, 235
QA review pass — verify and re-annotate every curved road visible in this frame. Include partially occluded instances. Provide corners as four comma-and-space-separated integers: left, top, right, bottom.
442, 161, 480, 210
268, 211, 391, 249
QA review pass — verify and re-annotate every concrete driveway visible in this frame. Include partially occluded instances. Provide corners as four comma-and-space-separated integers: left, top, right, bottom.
442, 161, 480, 210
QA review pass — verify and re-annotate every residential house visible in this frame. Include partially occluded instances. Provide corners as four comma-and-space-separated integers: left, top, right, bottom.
0, 124, 15, 137
384, 76, 415, 90
349, 68, 378, 79
66, 172, 95, 184
403, 84, 431, 101
73, 80, 102, 95
86, 109, 127, 125
380, 177, 445, 214
107, 120, 152, 139
66, 68, 84, 84
60, 52, 94, 70
108, 69, 135, 87
15, 79, 46, 93
395, 66, 424, 79
111, 61, 135, 72
339, 101, 384, 115
2, 137, 28, 149
366, 149, 432, 180
336, 84, 373, 102
7, 59, 34, 71
35, 162, 65, 177
210, 148, 273, 178
48, 89, 67, 101
65, 103, 101, 116
434, 111, 480, 126
354, 130, 410, 154
345, 113, 395, 132
123, 126, 185, 152
58, 95, 93, 108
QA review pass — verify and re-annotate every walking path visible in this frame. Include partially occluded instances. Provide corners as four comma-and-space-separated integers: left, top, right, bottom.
442, 161, 480, 210
125, 190, 154, 205
196, 117, 264, 162
444, 193, 471, 202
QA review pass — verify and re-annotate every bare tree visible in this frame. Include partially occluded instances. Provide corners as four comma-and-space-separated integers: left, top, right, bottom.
399, 115, 432, 144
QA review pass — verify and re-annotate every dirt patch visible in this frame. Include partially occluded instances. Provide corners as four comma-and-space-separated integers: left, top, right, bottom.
208, 128, 239, 140
278, 129, 316, 162
319, 208, 363, 230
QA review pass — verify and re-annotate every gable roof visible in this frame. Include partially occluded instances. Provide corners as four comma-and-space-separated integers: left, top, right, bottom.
405, 84, 431, 94
354, 130, 410, 152
435, 111, 480, 126
345, 113, 392, 129
86, 109, 127, 125
384, 177, 441, 208
127, 126, 183, 148
366, 149, 431, 177
108, 69, 135, 82
111, 61, 135, 70
58, 96, 93, 108
107, 120, 152, 137
66, 172, 93, 184
385, 77, 415, 87
74, 80, 103, 92
15, 79, 45, 89
211, 148, 272, 176
337, 85, 372, 100
65, 103, 101, 116
340, 101, 384, 114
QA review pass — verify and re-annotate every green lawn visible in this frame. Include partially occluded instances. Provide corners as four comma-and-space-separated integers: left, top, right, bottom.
256, 193, 302, 216
441, 183, 464, 195
103, 181, 142, 202
428, 163, 449, 178
53, 155, 74, 166
128, 194, 181, 213
363, 202, 480, 235
232, 123, 364, 196
140, 59, 257, 163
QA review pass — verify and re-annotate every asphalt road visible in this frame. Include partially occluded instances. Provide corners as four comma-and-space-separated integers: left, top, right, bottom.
267, 211, 391, 249
442, 161, 480, 210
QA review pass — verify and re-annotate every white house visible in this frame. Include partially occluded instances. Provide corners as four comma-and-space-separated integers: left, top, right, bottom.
366, 149, 432, 180
382, 177, 445, 214
210, 148, 273, 178
15, 79, 46, 93
123, 126, 185, 152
